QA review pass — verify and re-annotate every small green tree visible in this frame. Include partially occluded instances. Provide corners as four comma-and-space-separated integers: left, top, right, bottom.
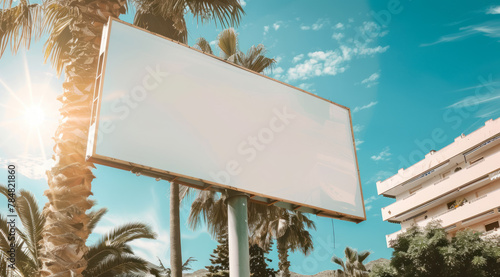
370, 221, 500, 277
206, 230, 277, 276
206, 230, 229, 277
249, 242, 278, 277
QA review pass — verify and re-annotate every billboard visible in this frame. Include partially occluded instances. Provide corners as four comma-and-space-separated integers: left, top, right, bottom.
87, 19, 366, 222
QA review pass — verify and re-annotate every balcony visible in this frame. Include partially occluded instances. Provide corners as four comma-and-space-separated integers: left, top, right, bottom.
377, 118, 500, 196
382, 150, 500, 222
482, 228, 500, 239
385, 188, 500, 247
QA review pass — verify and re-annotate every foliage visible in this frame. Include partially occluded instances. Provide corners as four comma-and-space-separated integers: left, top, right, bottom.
332, 246, 371, 277
370, 221, 500, 277
206, 230, 230, 277
206, 229, 278, 276
1, 0, 244, 275
249, 241, 278, 277
149, 257, 198, 277
194, 28, 276, 73
269, 209, 315, 277
0, 184, 157, 277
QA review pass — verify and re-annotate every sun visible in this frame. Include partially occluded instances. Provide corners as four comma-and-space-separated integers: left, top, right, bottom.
24, 105, 46, 128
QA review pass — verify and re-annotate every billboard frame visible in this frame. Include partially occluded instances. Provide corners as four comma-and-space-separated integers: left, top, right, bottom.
87, 18, 366, 223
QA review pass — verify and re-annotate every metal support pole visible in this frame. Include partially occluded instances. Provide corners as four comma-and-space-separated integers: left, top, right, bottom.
227, 190, 250, 277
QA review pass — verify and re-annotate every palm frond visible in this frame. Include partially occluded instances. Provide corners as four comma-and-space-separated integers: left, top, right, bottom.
186, 0, 244, 28
181, 256, 197, 271
0, 2, 42, 58
84, 253, 149, 277
194, 37, 213, 54
134, 9, 187, 43
42, 1, 80, 74
357, 250, 371, 263
100, 222, 157, 248
237, 44, 276, 73
88, 208, 108, 233
16, 189, 44, 268
217, 27, 238, 59
85, 243, 122, 271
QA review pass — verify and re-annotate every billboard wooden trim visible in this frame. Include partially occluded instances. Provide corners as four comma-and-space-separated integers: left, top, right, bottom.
87, 18, 366, 223
88, 153, 364, 223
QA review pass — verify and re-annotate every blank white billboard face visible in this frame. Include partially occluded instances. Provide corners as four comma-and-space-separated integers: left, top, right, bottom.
87, 19, 365, 222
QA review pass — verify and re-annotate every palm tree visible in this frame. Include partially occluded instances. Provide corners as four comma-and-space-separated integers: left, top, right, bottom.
267, 209, 315, 277
148, 256, 197, 277
188, 191, 315, 277
331, 246, 371, 277
0, 184, 157, 276
1, 0, 244, 275
194, 27, 276, 73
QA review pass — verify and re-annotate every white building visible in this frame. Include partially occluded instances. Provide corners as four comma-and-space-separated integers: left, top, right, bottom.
377, 118, 500, 247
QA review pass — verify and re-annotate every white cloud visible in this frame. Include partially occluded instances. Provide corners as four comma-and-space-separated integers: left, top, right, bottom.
238, 0, 247, 7
352, 101, 378, 113
292, 54, 304, 63
371, 146, 391, 161
263, 25, 269, 35
0, 156, 53, 180
283, 21, 389, 82
353, 124, 363, 132
365, 170, 394, 185
366, 205, 373, 211
298, 83, 314, 91
273, 22, 281, 31
274, 67, 284, 74
286, 48, 352, 81
312, 19, 328, 30
360, 21, 382, 37
356, 45, 389, 55
300, 18, 329, 31
209, 40, 217, 46
379, 30, 389, 37
421, 21, 500, 47
335, 22, 344, 29
476, 109, 499, 118
487, 6, 500, 14
364, 195, 379, 204
454, 80, 500, 92
348, 18, 354, 23
355, 139, 364, 150
361, 72, 380, 88
447, 94, 500, 108
332, 32, 344, 41
270, 66, 284, 79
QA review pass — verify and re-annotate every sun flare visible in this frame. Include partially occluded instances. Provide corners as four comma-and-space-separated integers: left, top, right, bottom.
24, 105, 46, 128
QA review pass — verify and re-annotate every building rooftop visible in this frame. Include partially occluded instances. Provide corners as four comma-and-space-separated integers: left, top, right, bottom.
377, 118, 500, 197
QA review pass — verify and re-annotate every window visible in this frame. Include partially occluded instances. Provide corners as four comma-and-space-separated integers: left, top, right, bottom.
454, 167, 462, 173
485, 221, 499, 232
469, 157, 484, 166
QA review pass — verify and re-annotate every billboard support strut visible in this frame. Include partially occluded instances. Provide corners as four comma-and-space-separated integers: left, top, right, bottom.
227, 190, 250, 276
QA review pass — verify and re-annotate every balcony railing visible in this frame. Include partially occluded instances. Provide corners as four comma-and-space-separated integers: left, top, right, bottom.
385, 188, 500, 247
382, 150, 500, 221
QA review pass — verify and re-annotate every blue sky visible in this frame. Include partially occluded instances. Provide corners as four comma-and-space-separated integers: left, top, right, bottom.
1, 0, 500, 274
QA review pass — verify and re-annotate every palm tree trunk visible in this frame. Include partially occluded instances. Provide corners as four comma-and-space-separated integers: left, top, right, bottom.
170, 181, 182, 277
38, 2, 125, 276
277, 239, 290, 277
